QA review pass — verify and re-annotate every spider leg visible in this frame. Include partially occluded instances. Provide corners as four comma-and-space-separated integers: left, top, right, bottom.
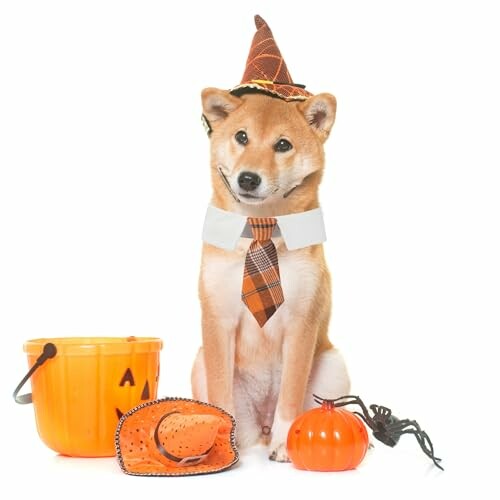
370, 404, 392, 419
398, 421, 444, 471
312, 395, 378, 433
353, 411, 371, 427
402, 429, 443, 470
331, 395, 377, 432
331, 395, 365, 409
399, 426, 437, 459
384, 418, 413, 435
417, 431, 440, 462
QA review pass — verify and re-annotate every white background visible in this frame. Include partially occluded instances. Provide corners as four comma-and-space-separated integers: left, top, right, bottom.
1, 0, 499, 498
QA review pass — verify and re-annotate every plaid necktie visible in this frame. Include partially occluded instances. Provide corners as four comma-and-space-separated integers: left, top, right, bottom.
241, 217, 284, 327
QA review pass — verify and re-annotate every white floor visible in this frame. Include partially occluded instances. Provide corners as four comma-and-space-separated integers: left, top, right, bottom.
3, 398, 486, 500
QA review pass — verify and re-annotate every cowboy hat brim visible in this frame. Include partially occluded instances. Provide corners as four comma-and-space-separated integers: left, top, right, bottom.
115, 397, 238, 476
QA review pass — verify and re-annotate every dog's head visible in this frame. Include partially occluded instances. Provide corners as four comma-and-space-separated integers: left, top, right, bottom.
202, 89, 336, 213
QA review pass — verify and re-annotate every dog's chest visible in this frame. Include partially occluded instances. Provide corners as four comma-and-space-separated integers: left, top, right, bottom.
202, 239, 321, 351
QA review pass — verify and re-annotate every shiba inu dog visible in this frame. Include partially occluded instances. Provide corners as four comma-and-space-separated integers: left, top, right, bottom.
191, 16, 350, 462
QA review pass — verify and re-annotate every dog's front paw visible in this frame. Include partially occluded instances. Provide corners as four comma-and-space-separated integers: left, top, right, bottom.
268, 415, 293, 462
269, 442, 290, 462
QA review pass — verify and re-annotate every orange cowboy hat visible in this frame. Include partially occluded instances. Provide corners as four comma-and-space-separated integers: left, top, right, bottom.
230, 15, 313, 101
115, 398, 238, 476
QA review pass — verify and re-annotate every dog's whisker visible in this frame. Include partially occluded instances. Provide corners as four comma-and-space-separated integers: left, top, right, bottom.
283, 185, 298, 198
217, 165, 240, 203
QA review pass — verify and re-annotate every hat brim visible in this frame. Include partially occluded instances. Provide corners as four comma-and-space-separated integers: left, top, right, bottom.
230, 82, 312, 101
115, 397, 238, 476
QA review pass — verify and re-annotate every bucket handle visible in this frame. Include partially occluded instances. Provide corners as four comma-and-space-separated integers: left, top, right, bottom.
13, 343, 57, 404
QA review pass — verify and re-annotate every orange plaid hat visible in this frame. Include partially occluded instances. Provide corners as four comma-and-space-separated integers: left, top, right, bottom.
230, 15, 313, 101
115, 398, 238, 476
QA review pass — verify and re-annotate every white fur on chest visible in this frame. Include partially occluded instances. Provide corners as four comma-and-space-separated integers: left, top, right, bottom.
201, 239, 321, 368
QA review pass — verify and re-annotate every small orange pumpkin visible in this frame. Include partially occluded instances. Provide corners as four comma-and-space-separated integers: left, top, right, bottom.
287, 395, 369, 471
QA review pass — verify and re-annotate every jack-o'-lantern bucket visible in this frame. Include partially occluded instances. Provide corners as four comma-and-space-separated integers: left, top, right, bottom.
13, 337, 162, 457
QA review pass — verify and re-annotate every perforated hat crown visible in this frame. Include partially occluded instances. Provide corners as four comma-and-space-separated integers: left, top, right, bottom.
116, 398, 238, 476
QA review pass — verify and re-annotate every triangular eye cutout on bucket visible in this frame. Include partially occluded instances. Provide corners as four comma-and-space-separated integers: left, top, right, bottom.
119, 368, 135, 386
141, 381, 150, 400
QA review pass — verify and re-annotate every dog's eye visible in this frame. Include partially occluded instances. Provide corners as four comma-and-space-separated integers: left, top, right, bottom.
274, 139, 293, 153
235, 131, 248, 145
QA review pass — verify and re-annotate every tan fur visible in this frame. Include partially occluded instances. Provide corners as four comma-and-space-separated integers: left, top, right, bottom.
192, 89, 350, 461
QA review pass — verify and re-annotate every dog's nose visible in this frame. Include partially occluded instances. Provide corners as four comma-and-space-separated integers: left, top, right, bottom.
238, 171, 261, 192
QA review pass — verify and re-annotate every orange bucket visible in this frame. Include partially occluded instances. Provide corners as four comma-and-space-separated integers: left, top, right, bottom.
13, 337, 162, 457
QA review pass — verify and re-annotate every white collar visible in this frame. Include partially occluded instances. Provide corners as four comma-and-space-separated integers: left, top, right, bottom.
202, 204, 326, 251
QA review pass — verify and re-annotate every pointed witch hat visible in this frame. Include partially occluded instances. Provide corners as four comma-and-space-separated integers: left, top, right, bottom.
230, 15, 312, 101
115, 398, 238, 476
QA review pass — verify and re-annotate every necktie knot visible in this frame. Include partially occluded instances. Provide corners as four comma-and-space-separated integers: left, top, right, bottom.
247, 217, 277, 241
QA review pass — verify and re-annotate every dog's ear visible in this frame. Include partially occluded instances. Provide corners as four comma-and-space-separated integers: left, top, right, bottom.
201, 88, 242, 125
298, 93, 337, 142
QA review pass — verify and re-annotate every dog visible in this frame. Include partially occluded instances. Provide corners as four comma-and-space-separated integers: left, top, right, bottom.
191, 87, 350, 462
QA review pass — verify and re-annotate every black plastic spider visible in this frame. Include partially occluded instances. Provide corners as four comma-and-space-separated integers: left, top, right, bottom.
313, 394, 443, 470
